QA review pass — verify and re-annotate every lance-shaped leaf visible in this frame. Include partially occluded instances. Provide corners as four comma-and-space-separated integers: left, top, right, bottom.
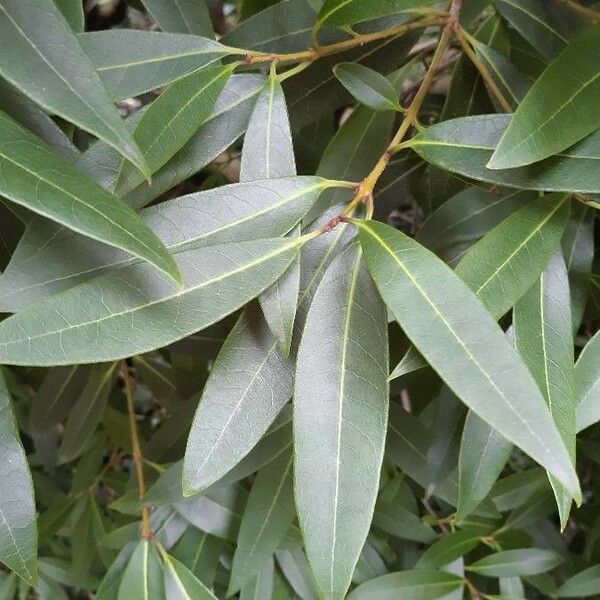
416, 530, 482, 570
333, 63, 401, 112
240, 559, 274, 600
575, 330, 600, 432
0, 0, 149, 177
0, 368, 37, 585
294, 243, 389, 600
55, 0, 84, 32
489, 27, 600, 169
183, 305, 293, 494
558, 565, 600, 598
492, 0, 587, 60
59, 363, 117, 462
347, 570, 464, 600
455, 194, 570, 320
241, 70, 299, 355
0, 176, 328, 312
140, 0, 213, 37
466, 549, 563, 578
162, 552, 218, 600
183, 206, 353, 496
80, 31, 237, 100
355, 220, 580, 500
0, 110, 181, 285
456, 412, 512, 521
229, 447, 295, 593
409, 114, 600, 194
116, 64, 233, 195
118, 540, 165, 600
0, 237, 306, 366
514, 251, 575, 528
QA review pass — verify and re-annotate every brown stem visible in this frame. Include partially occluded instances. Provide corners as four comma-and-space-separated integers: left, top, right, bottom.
554, 0, 600, 21
243, 16, 446, 65
455, 28, 513, 113
120, 360, 151, 539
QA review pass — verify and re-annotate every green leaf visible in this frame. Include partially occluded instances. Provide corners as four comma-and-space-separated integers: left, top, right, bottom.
514, 251, 576, 528
229, 447, 295, 593
162, 552, 218, 600
492, 0, 587, 59
557, 564, 600, 597
0, 0, 149, 177
140, 0, 214, 37
355, 219, 580, 501
575, 329, 600, 431
0, 237, 306, 365
116, 64, 234, 195
489, 26, 600, 169
456, 412, 512, 521
294, 242, 388, 600
0, 109, 181, 286
118, 540, 165, 600
171, 529, 224, 590
416, 530, 482, 569
0, 368, 37, 585
409, 114, 600, 194
183, 305, 293, 493
80, 31, 236, 100
54, 0, 84, 32
466, 549, 563, 578
240, 559, 275, 600
0, 176, 327, 312
346, 569, 464, 600
315, 0, 437, 31
241, 70, 299, 354
454, 193, 570, 320
333, 63, 401, 112
59, 363, 117, 462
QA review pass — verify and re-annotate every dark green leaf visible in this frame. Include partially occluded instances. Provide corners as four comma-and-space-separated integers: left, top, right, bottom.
333, 63, 401, 111
140, 0, 213, 37
162, 552, 218, 600
575, 329, 600, 431
118, 540, 165, 600
558, 564, 600, 597
466, 549, 563, 577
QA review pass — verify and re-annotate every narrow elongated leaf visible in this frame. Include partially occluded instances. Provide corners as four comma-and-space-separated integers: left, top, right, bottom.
0, 237, 306, 365
118, 540, 165, 600
0, 0, 148, 177
79, 31, 237, 100
489, 26, 600, 169
54, 0, 84, 32
240, 559, 274, 600
0, 368, 37, 585
456, 412, 512, 521
558, 565, 600, 597
295, 242, 389, 600
183, 305, 293, 493
333, 63, 401, 112
116, 64, 233, 194
59, 363, 117, 461
355, 220, 580, 500
466, 549, 563, 577
347, 570, 464, 600
229, 448, 295, 593
514, 251, 575, 527
409, 114, 600, 193
241, 70, 299, 354
0, 176, 327, 312
0, 110, 181, 285
416, 530, 482, 569
492, 0, 587, 59
455, 194, 570, 319
140, 0, 213, 37
575, 330, 600, 431
162, 553, 218, 600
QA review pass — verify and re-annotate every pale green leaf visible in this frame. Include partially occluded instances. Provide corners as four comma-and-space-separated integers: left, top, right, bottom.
162, 553, 218, 600
575, 329, 600, 431
0, 368, 37, 585
0, 109, 181, 286
558, 564, 600, 597
0, 237, 306, 365
0, 0, 149, 177
466, 549, 563, 578
355, 219, 580, 500
140, 0, 213, 37
295, 242, 388, 600
117, 540, 165, 600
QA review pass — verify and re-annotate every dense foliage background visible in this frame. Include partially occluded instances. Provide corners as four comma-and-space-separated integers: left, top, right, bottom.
0, 0, 600, 598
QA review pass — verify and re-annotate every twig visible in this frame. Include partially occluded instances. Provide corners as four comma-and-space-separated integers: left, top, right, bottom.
120, 361, 151, 539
